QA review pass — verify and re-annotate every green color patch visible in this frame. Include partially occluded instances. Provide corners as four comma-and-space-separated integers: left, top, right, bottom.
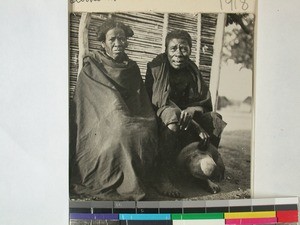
172, 213, 224, 220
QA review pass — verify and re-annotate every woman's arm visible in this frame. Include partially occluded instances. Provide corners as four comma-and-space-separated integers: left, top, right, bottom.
145, 64, 154, 103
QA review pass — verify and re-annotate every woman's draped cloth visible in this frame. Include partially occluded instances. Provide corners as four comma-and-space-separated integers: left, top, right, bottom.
70, 51, 158, 201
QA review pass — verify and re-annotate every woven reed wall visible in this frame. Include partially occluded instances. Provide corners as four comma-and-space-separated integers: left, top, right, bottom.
168, 13, 198, 64
200, 14, 218, 84
69, 13, 217, 99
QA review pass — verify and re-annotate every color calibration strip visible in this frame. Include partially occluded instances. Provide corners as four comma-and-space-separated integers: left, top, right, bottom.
69, 197, 299, 224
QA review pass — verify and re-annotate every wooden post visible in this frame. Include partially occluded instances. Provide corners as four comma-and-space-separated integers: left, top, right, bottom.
161, 13, 169, 53
210, 13, 226, 111
196, 13, 202, 68
78, 13, 91, 78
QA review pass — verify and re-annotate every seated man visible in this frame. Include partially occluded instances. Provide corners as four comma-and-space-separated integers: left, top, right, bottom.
145, 30, 226, 197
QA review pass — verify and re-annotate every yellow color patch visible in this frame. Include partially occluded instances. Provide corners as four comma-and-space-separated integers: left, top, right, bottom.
224, 211, 276, 219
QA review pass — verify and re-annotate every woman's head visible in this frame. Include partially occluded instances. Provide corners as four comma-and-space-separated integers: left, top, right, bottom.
97, 19, 134, 61
165, 30, 192, 69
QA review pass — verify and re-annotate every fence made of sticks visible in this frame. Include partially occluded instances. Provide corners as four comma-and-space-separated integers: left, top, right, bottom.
69, 12, 218, 99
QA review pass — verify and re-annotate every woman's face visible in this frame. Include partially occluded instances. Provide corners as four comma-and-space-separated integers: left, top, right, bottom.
167, 38, 191, 69
101, 27, 128, 61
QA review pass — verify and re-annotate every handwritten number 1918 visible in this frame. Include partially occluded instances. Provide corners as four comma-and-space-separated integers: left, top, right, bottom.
240, 0, 249, 10
220, 0, 249, 11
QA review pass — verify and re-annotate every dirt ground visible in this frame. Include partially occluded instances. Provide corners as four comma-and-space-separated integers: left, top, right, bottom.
145, 108, 252, 201
145, 130, 252, 201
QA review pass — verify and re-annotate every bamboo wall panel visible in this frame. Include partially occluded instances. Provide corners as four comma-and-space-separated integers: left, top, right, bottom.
200, 14, 218, 84
69, 13, 218, 99
111, 13, 165, 78
69, 13, 81, 98
168, 13, 198, 64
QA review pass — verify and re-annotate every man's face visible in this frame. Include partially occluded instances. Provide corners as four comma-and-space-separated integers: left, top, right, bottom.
101, 27, 127, 61
167, 38, 191, 69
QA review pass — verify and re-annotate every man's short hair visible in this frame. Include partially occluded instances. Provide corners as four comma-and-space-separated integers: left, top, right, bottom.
165, 30, 192, 51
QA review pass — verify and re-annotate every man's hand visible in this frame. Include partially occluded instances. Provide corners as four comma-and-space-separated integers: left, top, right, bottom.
184, 106, 204, 118
198, 124, 210, 147
178, 110, 192, 130
190, 120, 210, 147
178, 106, 204, 130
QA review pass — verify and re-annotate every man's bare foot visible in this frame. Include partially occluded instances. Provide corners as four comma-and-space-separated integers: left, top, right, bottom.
207, 179, 220, 194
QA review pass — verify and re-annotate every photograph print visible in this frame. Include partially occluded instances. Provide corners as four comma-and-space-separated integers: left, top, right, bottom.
69, 12, 255, 201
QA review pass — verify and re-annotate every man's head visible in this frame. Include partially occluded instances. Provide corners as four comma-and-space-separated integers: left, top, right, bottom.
165, 30, 192, 69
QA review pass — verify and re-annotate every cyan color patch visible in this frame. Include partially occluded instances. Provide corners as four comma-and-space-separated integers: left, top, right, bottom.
119, 213, 171, 221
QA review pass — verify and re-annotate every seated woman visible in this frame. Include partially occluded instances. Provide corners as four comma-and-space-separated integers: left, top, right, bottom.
70, 19, 158, 201
145, 30, 226, 197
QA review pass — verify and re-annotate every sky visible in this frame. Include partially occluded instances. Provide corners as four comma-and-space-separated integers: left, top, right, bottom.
218, 59, 253, 102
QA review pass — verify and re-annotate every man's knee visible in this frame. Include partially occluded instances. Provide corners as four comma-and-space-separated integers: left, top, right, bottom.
160, 107, 182, 128
167, 123, 179, 132
210, 111, 223, 120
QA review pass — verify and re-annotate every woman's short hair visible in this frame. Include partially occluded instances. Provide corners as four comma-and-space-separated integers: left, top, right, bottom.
165, 30, 192, 51
96, 19, 134, 42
